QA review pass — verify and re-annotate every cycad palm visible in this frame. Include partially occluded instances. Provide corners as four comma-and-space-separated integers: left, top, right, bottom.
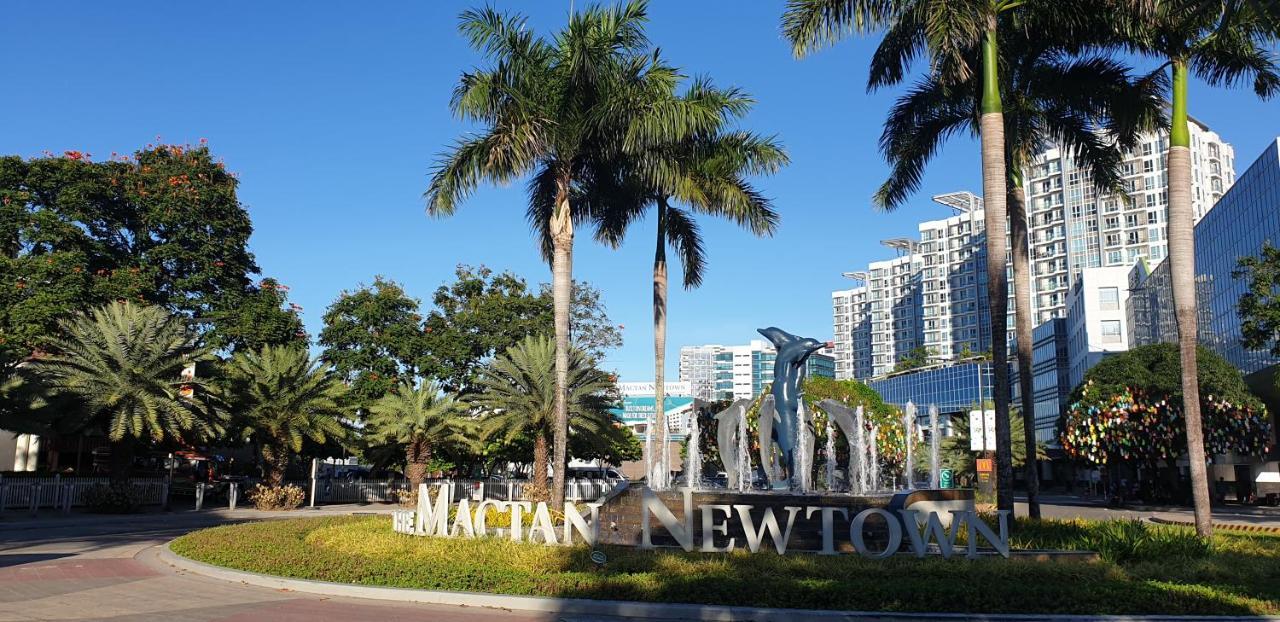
470, 335, 618, 502
33, 302, 221, 482
874, 20, 1164, 517
783, 0, 1104, 514
427, 0, 725, 509
227, 345, 348, 486
1120, 0, 1279, 537
366, 380, 475, 490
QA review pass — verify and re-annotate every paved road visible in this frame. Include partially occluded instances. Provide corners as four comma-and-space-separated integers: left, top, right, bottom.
1017, 494, 1280, 528
1, 498, 1277, 621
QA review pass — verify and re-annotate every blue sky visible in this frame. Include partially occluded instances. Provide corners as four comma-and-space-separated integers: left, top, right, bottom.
4, 1, 1279, 382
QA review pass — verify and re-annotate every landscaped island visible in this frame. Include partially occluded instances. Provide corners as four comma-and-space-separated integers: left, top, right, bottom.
170, 516, 1280, 615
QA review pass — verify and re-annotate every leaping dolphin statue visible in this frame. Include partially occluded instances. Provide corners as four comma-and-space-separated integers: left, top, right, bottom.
757, 327, 830, 488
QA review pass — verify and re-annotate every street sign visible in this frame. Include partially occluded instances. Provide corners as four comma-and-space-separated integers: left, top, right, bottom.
969, 409, 997, 452
940, 468, 954, 489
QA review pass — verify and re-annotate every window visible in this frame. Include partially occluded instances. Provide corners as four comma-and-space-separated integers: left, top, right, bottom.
1101, 320, 1122, 342
1098, 287, 1120, 310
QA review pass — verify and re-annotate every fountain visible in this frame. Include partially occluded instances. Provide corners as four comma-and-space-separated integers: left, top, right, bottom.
904, 401, 915, 489
929, 403, 941, 489
593, 327, 974, 553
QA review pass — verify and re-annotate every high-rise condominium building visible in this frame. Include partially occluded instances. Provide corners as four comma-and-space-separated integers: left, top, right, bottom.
831, 285, 870, 380
678, 340, 836, 402
1025, 123, 1234, 324
832, 124, 1234, 378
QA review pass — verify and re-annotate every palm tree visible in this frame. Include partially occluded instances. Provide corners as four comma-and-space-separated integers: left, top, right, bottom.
1119, 0, 1279, 537
365, 380, 476, 490
784, 0, 1028, 515
573, 83, 787, 488
32, 302, 222, 483
227, 345, 348, 486
874, 20, 1163, 517
469, 335, 618, 503
426, 1, 725, 509
783, 0, 1115, 514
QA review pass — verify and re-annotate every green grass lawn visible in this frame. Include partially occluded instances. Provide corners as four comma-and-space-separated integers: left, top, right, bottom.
170, 515, 1280, 615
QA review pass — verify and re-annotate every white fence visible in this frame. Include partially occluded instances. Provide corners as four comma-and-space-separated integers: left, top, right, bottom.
0, 476, 168, 512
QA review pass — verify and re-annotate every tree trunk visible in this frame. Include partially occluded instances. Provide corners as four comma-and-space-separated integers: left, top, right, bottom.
1009, 173, 1040, 519
653, 202, 669, 489
260, 442, 288, 487
108, 439, 134, 486
532, 433, 550, 503
549, 172, 574, 511
980, 24, 1015, 516
1168, 60, 1211, 537
406, 439, 429, 490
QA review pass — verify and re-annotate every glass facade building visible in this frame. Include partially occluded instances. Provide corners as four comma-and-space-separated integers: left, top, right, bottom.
867, 361, 994, 417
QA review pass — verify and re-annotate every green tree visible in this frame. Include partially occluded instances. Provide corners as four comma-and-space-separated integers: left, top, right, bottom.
469, 335, 619, 502
319, 276, 423, 406
1121, 0, 1280, 536
870, 20, 1163, 517
365, 380, 476, 490
931, 408, 1048, 486
426, 1, 719, 509
205, 278, 306, 353
892, 347, 935, 373
420, 266, 547, 393
30, 302, 223, 482
1061, 343, 1270, 472
1236, 243, 1280, 379
537, 280, 625, 363
0, 145, 280, 359
226, 345, 349, 486
584, 82, 786, 487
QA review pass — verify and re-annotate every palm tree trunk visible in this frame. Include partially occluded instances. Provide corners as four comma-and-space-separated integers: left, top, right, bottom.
980, 24, 1014, 516
549, 172, 574, 511
406, 439, 429, 491
532, 433, 550, 502
653, 202, 669, 489
1168, 60, 1211, 538
261, 442, 288, 487
1009, 170, 1040, 519
108, 439, 134, 486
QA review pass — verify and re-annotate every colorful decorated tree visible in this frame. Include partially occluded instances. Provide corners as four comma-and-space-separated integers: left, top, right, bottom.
1060, 344, 1272, 467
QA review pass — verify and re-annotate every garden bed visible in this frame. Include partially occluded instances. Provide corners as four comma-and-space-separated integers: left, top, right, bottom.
169, 515, 1280, 615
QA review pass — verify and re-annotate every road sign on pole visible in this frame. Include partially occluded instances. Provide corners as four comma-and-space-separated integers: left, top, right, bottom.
969, 409, 997, 452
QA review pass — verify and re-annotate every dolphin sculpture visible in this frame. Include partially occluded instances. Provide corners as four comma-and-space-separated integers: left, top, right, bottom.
757, 327, 830, 488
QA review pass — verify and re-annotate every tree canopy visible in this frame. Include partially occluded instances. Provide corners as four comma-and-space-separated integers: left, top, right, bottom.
1060, 344, 1272, 465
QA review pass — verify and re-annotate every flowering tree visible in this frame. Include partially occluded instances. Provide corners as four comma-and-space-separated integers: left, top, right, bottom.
1060, 344, 1272, 466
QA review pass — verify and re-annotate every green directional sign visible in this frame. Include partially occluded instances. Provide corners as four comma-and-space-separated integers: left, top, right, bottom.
940, 468, 954, 489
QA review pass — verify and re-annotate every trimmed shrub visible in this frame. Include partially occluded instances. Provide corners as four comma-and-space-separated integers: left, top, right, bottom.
247, 484, 306, 510
82, 483, 144, 513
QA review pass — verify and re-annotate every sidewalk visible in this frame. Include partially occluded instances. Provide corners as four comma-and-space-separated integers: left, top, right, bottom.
0, 503, 397, 535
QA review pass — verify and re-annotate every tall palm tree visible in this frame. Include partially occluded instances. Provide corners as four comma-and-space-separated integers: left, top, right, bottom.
365, 380, 476, 490
33, 302, 222, 483
426, 1, 726, 509
469, 335, 618, 502
571, 83, 788, 488
1119, 0, 1279, 537
783, 0, 1107, 514
875, 20, 1164, 517
227, 345, 348, 486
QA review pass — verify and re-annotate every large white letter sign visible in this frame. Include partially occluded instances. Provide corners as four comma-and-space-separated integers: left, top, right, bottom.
849, 508, 902, 559
733, 505, 802, 554
805, 506, 849, 555
965, 510, 1010, 559
641, 488, 694, 551
563, 502, 601, 546
898, 509, 964, 559
700, 505, 737, 553
416, 483, 451, 536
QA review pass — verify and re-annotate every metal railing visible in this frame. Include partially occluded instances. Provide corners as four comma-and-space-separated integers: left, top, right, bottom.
0, 476, 169, 513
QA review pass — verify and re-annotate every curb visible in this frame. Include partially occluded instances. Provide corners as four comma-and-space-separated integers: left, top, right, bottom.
1148, 517, 1280, 534
154, 542, 1279, 622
